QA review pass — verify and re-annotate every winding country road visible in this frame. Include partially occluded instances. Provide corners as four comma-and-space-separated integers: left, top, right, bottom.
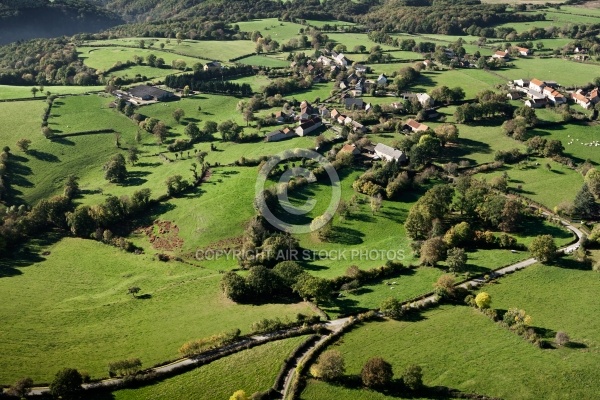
23, 215, 584, 398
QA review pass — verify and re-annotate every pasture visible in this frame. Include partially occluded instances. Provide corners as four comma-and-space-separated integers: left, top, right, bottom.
0, 85, 104, 100
313, 259, 600, 399
0, 238, 314, 383
496, 57, 600, 87
475, 158, 585, 209
108, 336, 307, 400
237, 54, 291, 68
77, 46, 201, 73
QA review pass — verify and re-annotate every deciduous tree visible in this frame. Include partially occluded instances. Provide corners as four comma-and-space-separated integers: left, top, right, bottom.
361, 357, 393, 389
529, 234, 557, 263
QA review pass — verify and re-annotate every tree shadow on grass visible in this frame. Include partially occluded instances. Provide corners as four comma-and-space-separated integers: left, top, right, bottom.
136, 162, 162, 168
136, 293, 153, 300
51, 136, 75, 146
553, 257, 591, 271
565, 341, 588, 349
28, 149, 61, 163
0, 233, 62, 279
328, 225, 364, 245
437, 137, 492, 163
123, 171, 152, 187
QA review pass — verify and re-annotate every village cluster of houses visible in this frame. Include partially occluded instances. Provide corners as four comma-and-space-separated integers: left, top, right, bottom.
492, 46, 531, 61
509, 78, 565, 108
509, 78, 600, 110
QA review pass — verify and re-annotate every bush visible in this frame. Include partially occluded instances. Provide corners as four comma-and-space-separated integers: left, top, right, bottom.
108, 358, 142, 377
309, 350, 345, 381
475, 292, 492, 309
380, 297, 404, 319
402, 364, 423, 391
49, 368, 83, 400
361, 357, 393, 389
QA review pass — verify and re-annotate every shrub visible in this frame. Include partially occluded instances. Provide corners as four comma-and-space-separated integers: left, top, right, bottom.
361, 357, 393, 389
380, 297, 404, 319
310, 350, 345, 381
108, 358, 142, 377
49, 368, 83, 400
402, 364, 423, 391
475, 292, 492, 309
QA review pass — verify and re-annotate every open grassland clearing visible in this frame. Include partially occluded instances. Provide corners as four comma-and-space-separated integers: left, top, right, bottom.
77, 46, 201, 72
0, 85, 104, 100
229, 74, 273, 92
237, 54, 291, 68
313, 261, 600, 399
431, 118, 527, 166
236, 18, 306, 42
106, 335, 308, 400
495, 57, 600, 87
410, 69, 505, 100
530, 122, 600, 163
327, 33, 396, 53
0, 238, 314, 383
475, 158, 584, 209
0, 96, 139, 204
85, 38, 255, 63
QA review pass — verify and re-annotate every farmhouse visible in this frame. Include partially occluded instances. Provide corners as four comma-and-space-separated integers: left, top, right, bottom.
507, 91, 523, 100
404, 118, 429, 132
492, 50, 509, 60
340, 143, 360, 155
351, 120, 366, 133
203, 61, 222, 72
529, 78, 546, 93
374, 143, 406, 163
344, 98, 364, 110
376, 74, 388, 86
515, 47, 530, 56
274, 111, 289, 123
295, 117, 322, 136
416, 93, 434, 108
265, 128, 297, 142
572, 91, 591, 108
514, 79, 530, 88
525, 98, 548, 108
543, 87, 566, 105
127, 85, 176, 102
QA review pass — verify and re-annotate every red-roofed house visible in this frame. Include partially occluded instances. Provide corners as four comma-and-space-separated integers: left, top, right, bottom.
529, 79, 546, 93
543, 87, 566, 105
572, 91, 591, 109
404, 119, 430, 133
340, 144, 360, 155
492, 50, 509, 59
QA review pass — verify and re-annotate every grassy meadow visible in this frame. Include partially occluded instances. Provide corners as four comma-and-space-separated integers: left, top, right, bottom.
107, 335, 307, 400
0, 238, 314, 383
310, 259, 600, 399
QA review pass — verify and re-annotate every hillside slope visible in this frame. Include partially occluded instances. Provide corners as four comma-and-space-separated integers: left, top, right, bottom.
0, 0, 123, 45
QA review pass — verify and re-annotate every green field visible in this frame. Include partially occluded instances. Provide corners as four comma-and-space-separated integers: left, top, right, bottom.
410, 69, 505, 100
530, 122, 600, 163
84, 38, 255, 63
78, 46, 201, 74
475, 158, 585, 209
0, 86, 105, 100
0, 238, 314, 383
495, 57, 600, 87
310, 259, 600, 399
236, 54, 291, 68
236, 18, 306, 42
109, 336, 307, 400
